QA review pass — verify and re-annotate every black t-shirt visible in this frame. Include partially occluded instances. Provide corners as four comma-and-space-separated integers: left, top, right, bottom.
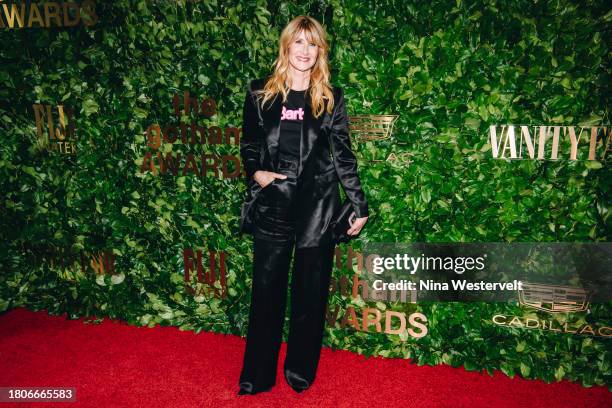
278, 89, 306, 161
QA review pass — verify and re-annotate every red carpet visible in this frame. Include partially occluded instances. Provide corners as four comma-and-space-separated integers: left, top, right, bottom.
0, 307, 609, 408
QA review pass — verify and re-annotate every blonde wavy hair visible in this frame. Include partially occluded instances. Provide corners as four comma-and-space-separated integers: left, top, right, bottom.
253, 15, 335, 119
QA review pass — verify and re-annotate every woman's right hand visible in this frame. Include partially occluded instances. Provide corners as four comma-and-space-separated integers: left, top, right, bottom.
253, 170, 287, 188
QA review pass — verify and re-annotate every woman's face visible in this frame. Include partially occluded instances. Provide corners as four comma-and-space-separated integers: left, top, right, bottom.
287, 30, 318, 72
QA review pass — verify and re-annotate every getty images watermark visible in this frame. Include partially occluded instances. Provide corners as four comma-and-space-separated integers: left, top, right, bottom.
371, 252, 523, 292
361, 243, 611, 302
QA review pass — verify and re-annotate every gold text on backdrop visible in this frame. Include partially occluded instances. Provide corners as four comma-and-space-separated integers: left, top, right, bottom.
489, 125, 610, 161
32, 104, 77, 154
0, 0, 98, 28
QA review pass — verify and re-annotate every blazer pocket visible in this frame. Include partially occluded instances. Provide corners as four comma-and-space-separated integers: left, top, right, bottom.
261, 178, 278, 191
313, 166, 339, 197
257, 178, 279, 204
314, 165, 338, 181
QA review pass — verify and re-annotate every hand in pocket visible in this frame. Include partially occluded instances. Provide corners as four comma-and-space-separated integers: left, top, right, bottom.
254, 170, 287, 188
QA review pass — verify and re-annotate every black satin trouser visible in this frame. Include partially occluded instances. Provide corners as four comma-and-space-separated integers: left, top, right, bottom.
238, 157, 335, 394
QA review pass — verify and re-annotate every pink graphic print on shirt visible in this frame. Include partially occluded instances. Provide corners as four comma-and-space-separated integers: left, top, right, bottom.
281, 106, 304, 121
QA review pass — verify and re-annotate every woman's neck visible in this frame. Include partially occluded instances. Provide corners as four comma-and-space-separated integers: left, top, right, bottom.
286, 70, 311, 91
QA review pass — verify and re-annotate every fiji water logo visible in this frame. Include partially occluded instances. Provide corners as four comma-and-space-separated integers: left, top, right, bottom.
281, 106, 303, 121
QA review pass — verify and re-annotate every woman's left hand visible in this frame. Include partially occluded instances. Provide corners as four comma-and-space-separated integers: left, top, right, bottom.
347, 212, 368, 235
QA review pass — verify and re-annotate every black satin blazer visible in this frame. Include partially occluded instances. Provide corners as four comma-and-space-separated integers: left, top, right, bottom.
239, 77, 369, 248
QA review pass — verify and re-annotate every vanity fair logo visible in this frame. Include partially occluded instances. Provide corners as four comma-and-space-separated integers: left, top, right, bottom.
489, 125, 610, 161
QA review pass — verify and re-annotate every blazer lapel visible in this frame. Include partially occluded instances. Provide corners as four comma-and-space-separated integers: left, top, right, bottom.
298, 91, 324, 179
261, 93, 283, 171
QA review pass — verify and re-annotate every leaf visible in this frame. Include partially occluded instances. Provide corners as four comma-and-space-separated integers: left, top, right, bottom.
520, 363, 531, 377
555, 366, 565, 381
464, 360, 478, 371
584, 161, 602, 170
578, 114, 603, 126
82, 99, 99, 116
500, 363, 515, 378
198, 74, 210, 85
111, 273, 125, 285
420, 189, 431, 203
95, 275, 106, 286
464, 117, 481, 129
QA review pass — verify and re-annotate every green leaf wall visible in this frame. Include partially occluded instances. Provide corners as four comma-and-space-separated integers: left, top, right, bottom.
0, 0, 610, 389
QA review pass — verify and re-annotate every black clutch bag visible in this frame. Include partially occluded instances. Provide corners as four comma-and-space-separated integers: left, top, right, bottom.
330, 198, 359, 244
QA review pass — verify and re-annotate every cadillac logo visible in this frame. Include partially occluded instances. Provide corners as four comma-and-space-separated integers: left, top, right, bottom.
349, 114, 399, 142
518, 282, 590, 313
492, 282, 609, 337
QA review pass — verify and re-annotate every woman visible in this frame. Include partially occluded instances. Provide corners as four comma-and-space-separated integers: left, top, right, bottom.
238, 15, 369, 395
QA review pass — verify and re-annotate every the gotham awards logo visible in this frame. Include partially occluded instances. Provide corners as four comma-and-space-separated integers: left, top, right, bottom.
139, 91, 242, 179
0, 0, 98, 28
492, 282, 611, 337
489, 125, 610, 161
33, 103, 77, 154
326, 246, 428, 340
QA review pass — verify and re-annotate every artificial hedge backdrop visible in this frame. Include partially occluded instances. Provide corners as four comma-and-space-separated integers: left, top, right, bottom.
1, 0, 610, 389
